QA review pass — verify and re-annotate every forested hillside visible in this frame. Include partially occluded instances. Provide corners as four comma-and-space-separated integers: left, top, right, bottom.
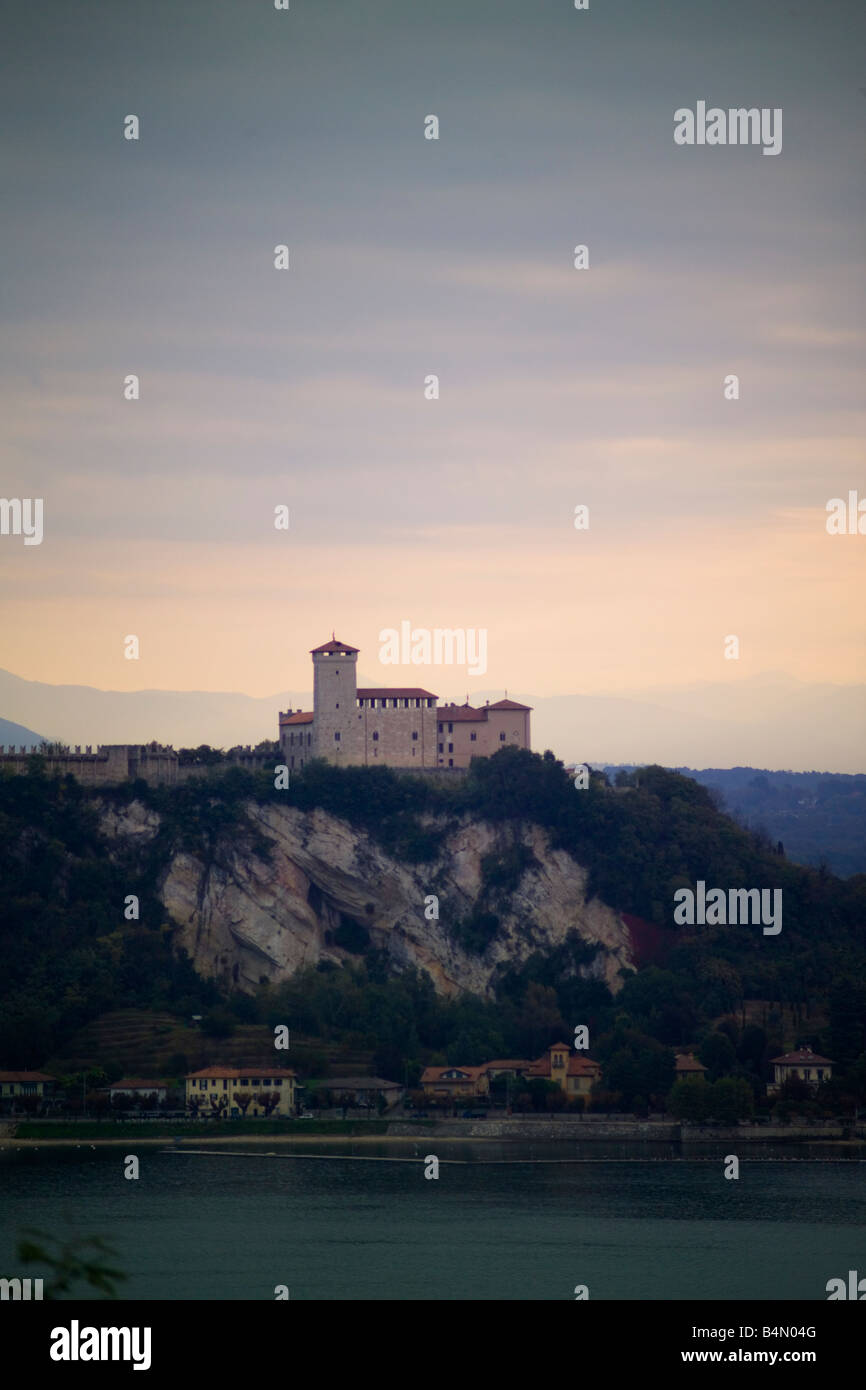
1, 750, 864, 1101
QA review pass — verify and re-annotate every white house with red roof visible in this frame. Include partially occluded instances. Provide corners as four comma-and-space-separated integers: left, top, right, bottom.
768, 1047, 833, 1093
278, 637, 531, 770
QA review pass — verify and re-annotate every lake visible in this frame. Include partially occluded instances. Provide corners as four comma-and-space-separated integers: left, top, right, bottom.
1, 1140, 863, 1300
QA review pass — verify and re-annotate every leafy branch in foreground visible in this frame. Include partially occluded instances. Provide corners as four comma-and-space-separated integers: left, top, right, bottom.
16, 1228, 127, 1299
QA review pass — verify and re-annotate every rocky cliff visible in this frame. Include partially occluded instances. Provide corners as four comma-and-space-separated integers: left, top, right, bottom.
101, 800, 635, 999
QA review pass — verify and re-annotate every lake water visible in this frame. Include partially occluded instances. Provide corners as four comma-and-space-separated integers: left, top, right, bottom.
1, 1141, 863, 1300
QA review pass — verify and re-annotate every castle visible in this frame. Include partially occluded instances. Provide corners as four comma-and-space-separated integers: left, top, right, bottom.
0, 636, 531, 785
278, 637, 531, 771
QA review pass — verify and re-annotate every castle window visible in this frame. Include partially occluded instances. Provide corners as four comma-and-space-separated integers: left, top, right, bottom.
290, 756, 295, 769
334, 732, 341, 742
448, 759, 453, 767
499, 732, 506, 742
438, 723, 443, 733
392, 699, 398, 708
373, 732, 379, 741
403, 699, 409, 708
307, 734, 311, 745
412, 731, 418, 741
470, 732, 476, 742
336, 703, 339, 709
448, 723, 453, 733
448, 743, 453, 753
438, 743, 443, 753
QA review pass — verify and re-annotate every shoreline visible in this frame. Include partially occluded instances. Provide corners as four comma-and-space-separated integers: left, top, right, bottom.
3, 1130, 864, 1152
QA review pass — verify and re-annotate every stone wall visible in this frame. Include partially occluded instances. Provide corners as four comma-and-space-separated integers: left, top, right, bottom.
0, 744, 176, 786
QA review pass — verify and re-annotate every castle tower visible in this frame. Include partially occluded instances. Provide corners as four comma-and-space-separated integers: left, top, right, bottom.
311, 636, 360, 763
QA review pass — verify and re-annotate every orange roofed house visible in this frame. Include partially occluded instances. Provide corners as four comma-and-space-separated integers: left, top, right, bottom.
186, 1066, 297, 1118
421, 1045, 602, 1108
279, 637, 531, 771
525, 1042, 602, 1101
420, 1065, 490, 1104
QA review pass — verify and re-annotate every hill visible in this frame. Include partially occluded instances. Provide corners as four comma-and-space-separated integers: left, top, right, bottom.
1, 749, 864, 1093
604, 766, 866, 878
0, 716, 46, 748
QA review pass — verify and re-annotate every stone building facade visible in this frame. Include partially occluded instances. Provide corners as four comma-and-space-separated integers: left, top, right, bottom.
279, 636, 531, 771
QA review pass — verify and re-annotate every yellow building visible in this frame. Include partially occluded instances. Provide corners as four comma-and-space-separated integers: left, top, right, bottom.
0, 1070, 54, 1113
185, 1066, 297, 1118
525, 1042, 601, 1100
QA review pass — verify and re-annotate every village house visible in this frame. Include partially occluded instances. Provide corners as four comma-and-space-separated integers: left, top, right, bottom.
0, 1070, 55, 1114
674, 1053, 708, 1079
318, 1076, 404, 1111
524, 1042, 602, 1100
768, 1047, 833, 1093
185, 1066, 297, 1118
420, 1065, 491, 1103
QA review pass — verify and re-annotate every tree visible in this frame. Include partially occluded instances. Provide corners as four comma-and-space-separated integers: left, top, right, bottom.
668, 1078, 711, 1121
255, 1090, 280, 1117
698, 1031, 737, 1081
515, 983, 566, 1057
233, 1090, 253, 1116
16, 1229, 127, 1299
708, 1077, 754, 1123
201, 1009, 235, 1039
208, 1093, 228, 1119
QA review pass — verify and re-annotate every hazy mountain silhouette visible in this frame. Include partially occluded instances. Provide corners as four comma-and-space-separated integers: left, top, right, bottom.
0, 668, 862, 772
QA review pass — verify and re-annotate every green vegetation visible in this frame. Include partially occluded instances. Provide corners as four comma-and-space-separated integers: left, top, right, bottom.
16, 1229, 126, 1299
2, 747, 865, 1115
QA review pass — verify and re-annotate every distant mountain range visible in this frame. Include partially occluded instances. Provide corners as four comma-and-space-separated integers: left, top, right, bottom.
0, 667, 863, 773
0, 716, 47, 749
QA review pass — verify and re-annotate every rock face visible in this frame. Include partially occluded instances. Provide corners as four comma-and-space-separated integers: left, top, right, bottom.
101, 800, 635, 999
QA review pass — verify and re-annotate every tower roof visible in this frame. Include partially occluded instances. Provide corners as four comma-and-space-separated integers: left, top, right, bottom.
310, 638, 360, 655
487, 698, 532, 711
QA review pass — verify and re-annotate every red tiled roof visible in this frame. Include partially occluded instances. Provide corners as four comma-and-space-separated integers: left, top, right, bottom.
675, 1053, 707, 1073
0, 1071, 54, 1083
311, 639, 360, 654
186, 1066, 296, 1079
770, 1050, 833, 1066
420, 1065, 486, 1083
279, 711, 313, 725
487, 698, 532, 711
438, 706, 487, 722
525, 1055, 601, 1078
357, 688, 437, 699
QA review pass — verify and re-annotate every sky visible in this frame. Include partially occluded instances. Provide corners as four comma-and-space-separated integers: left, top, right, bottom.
1, 0, 864, 749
